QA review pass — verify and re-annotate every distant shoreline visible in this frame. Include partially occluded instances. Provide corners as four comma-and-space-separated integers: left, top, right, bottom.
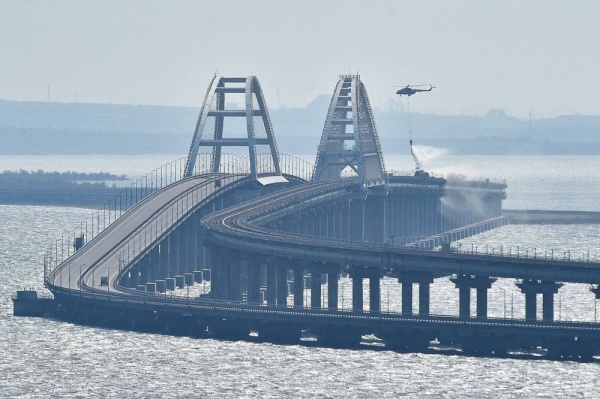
0, 170, 128, 208
2, 99, 600, 156
0, 188, 125, 208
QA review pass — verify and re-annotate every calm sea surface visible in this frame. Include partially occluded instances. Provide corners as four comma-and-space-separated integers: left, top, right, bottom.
2, 154, 600, 398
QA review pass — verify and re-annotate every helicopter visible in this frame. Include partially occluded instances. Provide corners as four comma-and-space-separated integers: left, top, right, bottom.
395, 84, 435, 97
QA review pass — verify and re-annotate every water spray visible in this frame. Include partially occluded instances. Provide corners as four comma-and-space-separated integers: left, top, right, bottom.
405, 98, 423, 172
395, 84, 435, 174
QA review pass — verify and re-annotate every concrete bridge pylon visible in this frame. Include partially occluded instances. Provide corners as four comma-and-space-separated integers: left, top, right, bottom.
184, 75, 286, 184
312, 75, 386, 187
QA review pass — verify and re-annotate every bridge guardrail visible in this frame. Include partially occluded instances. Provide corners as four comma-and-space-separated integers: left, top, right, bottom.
49, 285, 600, 331
44, 153, 316, 285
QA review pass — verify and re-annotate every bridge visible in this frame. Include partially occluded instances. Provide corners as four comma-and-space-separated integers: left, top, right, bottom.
19, 75, 600, 360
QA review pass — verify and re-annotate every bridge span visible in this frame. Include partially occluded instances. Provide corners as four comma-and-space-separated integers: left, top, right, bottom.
15, 74, 600, 360
36, 171, 600, 359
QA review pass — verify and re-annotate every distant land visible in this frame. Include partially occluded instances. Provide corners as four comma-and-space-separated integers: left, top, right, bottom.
1, 98, 600, 156
0, 170, 126, 207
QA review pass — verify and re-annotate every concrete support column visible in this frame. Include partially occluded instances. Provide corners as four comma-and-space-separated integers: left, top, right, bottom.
184, 221, 194, 273
341, 202, 349, 241
542, 291, 555, 321
175, 227, 185, 274
458, 286, 470, 318
266, 263, 277, 306
228, 259, 242, 302
476, 287, 489, 319
327, 207, 335, 238
277, 264, 288, 307
209, 247, 223, 300
311, 266, 322, 309
219, 258, 230, 300
524, 291, 537, 320
158, 241, 169, 279
168, 233, 178, 275
247, 260, 261, 304
352, 275, 364, 312
451, 275, 496, 319
419, 282, 430, 315
517, 279, 562, 321
398, 271, 434, 316
293, 266, 304, 307
328, 271, 339, 310
402, 281, 413, 315
349, 199, 365, 242
370, 276, 381, 313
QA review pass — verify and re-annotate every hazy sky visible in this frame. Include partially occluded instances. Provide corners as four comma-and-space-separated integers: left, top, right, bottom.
2, 1, 599, 117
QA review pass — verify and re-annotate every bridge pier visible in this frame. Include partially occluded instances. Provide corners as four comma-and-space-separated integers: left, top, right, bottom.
228, 257, 243, 302
277, 264, 288, 307
293, 264, 304, 307
158, 240, 169, 279
451, 275, 496, 318
397, 271, 434, 315
310, 264, 322, 309
364, 196, 384, 243
370, 275, 380, 313
167, 234, 178, 276
328, 270, 339, 310
184, 220, 195, 273
145, 246, 159, 283
266, 262, 277, 306
352, 274, 363, 312
349, 199, 365, 242
176, 225, 189, 274
209, 247, 226, 300
247, 258, 262, 304
348, 267, 380, 312
169, 228, 180, 275
517, 280, 563, 321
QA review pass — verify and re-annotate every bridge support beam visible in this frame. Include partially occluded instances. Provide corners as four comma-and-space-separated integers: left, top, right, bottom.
228, 258, 242, 302
277, 264, 288, 307
451, 275, 496, 319
364, 196, 385, 243
247, 259, 262, 304
293, 265, 304, 307
266, 262, 277, 306
158, 241, 169, 280
419, 282, 431, 315
311, 265, 322, 309
517, 280, 563, 321
352, 275, 363, 312
184, 220, 195, 273
349, 199, 365, 242
328, 271, 339, 310
397, 271, 434, 316
369, 275, 381, 313
348, 266, 380, 312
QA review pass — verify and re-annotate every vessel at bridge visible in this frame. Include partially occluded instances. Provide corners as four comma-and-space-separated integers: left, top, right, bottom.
15, 75, 600, 360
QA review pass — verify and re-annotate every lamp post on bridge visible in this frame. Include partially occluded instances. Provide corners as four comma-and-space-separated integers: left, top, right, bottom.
503, 288, 506, 318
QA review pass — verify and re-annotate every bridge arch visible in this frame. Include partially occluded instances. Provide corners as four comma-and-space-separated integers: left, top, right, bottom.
184, 76, 285, 184
312, 75, 386, 187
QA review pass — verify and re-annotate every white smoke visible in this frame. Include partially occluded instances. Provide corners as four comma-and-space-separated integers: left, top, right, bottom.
411, 145, 449, 172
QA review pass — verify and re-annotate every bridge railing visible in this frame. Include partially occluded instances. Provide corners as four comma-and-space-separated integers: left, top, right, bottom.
449, 242, 598, 263
43, 152, 318, 283
50, 285, 600, 328
43, 154, 211, 282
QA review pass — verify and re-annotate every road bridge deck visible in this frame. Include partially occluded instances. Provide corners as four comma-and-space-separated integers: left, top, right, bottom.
47, 174, 246, 293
